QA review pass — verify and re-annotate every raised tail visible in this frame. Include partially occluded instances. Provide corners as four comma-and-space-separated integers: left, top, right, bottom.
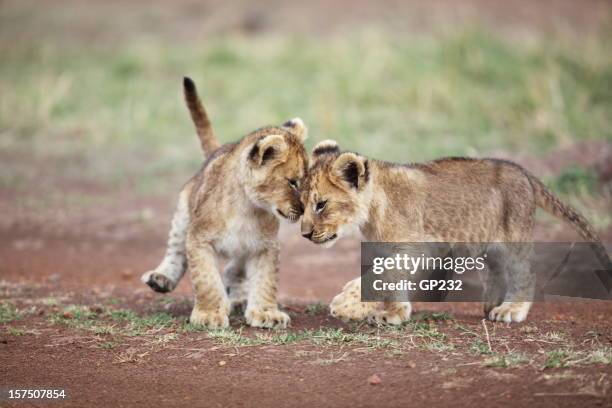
183, 77, 220, 155
527, 172, 612, 291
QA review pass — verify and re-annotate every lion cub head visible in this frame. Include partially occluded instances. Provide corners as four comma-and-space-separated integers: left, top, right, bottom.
242, 118, 309, 223
300, 140, 370, 247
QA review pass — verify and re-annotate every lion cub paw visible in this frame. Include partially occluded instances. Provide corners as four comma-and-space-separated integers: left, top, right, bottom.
329, 278, 377, 322
245, 308, 290, 329
189, 307, 229, 328
488, 302, 531, 323
141, 270, 177, 293
330, 300, 377, 322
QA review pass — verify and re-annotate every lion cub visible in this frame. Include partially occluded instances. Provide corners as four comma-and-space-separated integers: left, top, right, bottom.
300, 140, 611, 324
141, 77, 308, 328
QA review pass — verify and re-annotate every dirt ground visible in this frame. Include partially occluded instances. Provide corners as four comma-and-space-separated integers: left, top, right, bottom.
2, 0, 612, 406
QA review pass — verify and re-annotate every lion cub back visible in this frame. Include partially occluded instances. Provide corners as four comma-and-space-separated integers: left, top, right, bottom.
378, 157, 537, 242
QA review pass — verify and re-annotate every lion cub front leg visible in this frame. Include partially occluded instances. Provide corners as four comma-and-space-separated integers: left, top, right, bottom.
244, 247, 290, 329
329, 278, 411, 325
187, 236, 230, 328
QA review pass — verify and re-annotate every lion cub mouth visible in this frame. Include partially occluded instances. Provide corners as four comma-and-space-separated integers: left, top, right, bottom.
318, 233, 337, 244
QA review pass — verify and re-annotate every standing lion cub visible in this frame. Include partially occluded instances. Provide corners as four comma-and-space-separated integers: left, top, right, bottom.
300, 140, 611, 324
141, 77, 308, 328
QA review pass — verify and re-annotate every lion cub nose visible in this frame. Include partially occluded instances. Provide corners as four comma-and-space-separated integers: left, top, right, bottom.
301, 221, 314, 240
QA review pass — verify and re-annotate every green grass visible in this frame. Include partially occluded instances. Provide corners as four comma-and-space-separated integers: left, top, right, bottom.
309, 328, 398, 348
547, 167, 599, 196
257, 331, 313, 345
98, 341, 117, 350
469, 339, 493, 355
49, 305, 97, 328
49, 305, 176, 336
543, 348, 612, 368
413, 311, 454, 322
544, 349, 573, 368
205, 328, 261, 346
0, 302, 22, 323
6, 327, 26, 336
1, 23, 611, 194
305, 302, 328, 316
31, 301, 612, 366
107, 310, 175, 336
197, 327, 397, 348
484, 352, 530, 368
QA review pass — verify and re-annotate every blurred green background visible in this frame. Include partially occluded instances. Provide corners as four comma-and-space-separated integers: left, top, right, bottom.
1, 0, 610, 228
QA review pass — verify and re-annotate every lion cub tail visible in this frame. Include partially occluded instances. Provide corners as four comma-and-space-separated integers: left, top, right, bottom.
183, 77, 220, 156
528, 172, 612, 290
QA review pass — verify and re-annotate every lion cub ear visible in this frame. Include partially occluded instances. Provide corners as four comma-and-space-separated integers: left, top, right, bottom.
282, 117, 308, 141
249, 134, 288, 165
312, 140, 340, 158
331, 152, 368, 189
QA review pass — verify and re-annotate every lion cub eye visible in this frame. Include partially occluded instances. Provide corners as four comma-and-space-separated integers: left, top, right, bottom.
315, 200, 327, 214
288, 179, 299, 190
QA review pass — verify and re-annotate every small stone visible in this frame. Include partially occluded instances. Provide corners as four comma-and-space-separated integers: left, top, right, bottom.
218, 360, 226, 367
368, 374, 382, 385
407, 361, 416, 368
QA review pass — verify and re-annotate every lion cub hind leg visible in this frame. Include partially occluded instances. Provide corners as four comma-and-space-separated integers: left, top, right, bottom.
368, 302, 412, 325
223, 259, 248, 314
480, 245, 508, 316
187, 237, 230, 328
244, 248, 290, 329
489, 301, 532, 323
488, 245, 535, 323
329, 278, 411, 325
330, 278, 377, 321
141, 187, 190, 293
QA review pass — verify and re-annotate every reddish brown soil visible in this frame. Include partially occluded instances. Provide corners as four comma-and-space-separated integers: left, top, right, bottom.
2, 289, 612, 408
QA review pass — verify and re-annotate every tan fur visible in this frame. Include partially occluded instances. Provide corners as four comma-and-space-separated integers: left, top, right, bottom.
142, 78, 308, 328
301, 141, 611, 324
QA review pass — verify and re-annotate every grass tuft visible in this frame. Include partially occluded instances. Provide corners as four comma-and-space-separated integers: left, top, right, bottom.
544, 349, 572, 369
0, 302, 22, 323
414, 311, 454, 322
305, 302, 328, 316
6, 327, 26, 336
484, 352, 529, 368
470, 339, 493, 355
586, 348, 612, 365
